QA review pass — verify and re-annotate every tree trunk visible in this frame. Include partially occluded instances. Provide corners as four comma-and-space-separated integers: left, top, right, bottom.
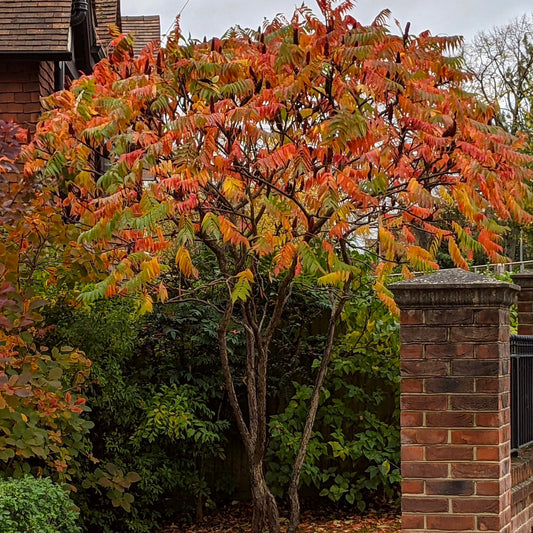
286, 289, 349, 533
250, 462, 280, 533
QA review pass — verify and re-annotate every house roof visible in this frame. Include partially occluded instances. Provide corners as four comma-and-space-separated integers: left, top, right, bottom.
0, 0, 73, 59
121, 15, 161, 56
95, 0, 121, 50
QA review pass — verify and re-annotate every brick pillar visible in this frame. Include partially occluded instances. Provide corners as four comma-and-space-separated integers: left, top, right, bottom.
511, 271, 533, 335
391, 269, 518, 533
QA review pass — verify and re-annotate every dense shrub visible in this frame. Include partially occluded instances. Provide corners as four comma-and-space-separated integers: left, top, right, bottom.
0, 476, 79, 533
43, 267, 401, 530
45, 298, 231, 532
267, 283, 400, 510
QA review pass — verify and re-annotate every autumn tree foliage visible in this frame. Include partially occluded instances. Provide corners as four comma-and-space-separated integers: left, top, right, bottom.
0, 120, 92, 477
463, 16, 533, 261
24, 1, 532, 530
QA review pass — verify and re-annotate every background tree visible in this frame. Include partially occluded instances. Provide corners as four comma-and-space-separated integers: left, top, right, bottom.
24, 1, 533, 531
463, 15, 533, 261
464, 14, 533, 135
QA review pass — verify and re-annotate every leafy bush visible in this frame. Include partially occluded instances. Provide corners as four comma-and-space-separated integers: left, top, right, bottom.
44, 297, 231, 532
0, 476, 79, 533
267, 285, 401, 511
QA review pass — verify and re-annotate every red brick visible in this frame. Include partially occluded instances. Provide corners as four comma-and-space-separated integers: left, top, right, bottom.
425, 377, 474, 393
426, 343, 474, 359
426, 514, 475, 530
402, 345, 424, 359
451, 429, 500, 445
402, 378, 423, 393
475, 343, 508, 359
500, 425, 510, 442
402, 429, 448, 445
517, 312, 533, 325
402, 445, 424, 461
476, 377, 507, 393
450, 395, 499, 411
451, 462, 500, 479
402, 479, 424, 494
449, 326, 500, 343
517, 301, 533, 313
451, 360, 500, 376
402, 462, 448, 478
476, 447, 500, 461
402, 360, 447, 377
475, 309, 507, 325
401, 309, 424, 325
401, 395, 448, 411
403, 497, 448, 513
426, 412, 474, 428
518, 324, 533, 335
425, 445, 474, 461
477, 515, 502, 531
425, 308, 473, 325
452, 497, 499, 513
400, 326, 448, 344
475, 480, 501, 496
426, 480, 474, 496
401, 412, 423, 427
402, 514, 424, 529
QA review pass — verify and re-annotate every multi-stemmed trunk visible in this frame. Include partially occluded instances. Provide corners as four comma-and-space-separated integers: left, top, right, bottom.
216, 255, 351, 533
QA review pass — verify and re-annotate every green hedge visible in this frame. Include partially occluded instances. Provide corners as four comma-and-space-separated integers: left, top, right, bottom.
0, 476, 79, 533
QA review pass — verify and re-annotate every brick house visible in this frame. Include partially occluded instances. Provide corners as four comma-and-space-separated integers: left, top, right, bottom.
0, 0, 160, 130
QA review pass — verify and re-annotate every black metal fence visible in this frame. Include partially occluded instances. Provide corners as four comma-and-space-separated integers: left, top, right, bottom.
511, 334, 533, 452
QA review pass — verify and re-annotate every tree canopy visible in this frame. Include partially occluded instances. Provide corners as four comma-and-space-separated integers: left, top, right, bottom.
20, 1, 533, 531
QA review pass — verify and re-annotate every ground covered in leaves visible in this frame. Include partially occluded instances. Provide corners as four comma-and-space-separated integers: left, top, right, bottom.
159, 504, 400, 533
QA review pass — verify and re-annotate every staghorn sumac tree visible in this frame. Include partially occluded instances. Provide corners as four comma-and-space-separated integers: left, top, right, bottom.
25, 1, 533, 531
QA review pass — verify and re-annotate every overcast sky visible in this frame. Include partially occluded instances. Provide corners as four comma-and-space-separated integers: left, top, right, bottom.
122, 0, 532, 43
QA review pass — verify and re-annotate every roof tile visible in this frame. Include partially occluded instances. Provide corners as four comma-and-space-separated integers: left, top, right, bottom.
95, 0, 120, 50
121, 15, 160, 56
0, 0, 72, 53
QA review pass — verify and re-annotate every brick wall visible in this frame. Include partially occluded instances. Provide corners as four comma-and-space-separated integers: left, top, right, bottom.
392, 269, 518, 533
0, 60, 45, 130
0, 59, 57, 192
512, 446, 533, 533
512, 272, 533, 336
39, 61, 55, 99
511, 270, 533, 532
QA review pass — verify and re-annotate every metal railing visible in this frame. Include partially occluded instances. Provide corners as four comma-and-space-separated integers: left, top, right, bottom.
511, 335, 533, 452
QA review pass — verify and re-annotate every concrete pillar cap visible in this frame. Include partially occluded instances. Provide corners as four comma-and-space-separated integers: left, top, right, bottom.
391, 268, 519, 309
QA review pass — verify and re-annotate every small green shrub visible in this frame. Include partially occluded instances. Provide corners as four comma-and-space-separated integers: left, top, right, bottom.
0, 476, 79, 533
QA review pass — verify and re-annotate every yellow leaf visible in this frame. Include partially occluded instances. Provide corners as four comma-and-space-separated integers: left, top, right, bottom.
317, 270, 350, 287
139, 292, 153, 315
448, 237, 468, 269
222, 176, 244, 200
158, 282, 168, 303
175, 246, 199, 278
